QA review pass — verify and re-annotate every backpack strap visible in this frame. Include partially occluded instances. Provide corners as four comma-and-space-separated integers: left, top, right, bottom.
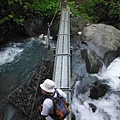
49, 89, 61, 119
50, 89, 62, 100
55, 89, 62, 98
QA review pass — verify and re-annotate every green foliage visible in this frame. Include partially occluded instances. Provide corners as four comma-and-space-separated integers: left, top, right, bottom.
68, 1, 79, 17
0, 0, 59, 25
78, 0, 120, 24
1, 0, 119, 27
31, 0, 59, 19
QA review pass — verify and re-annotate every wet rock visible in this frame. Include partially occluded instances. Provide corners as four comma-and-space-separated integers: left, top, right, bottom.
88, 103, 97, 112
104, 48, 120, 67
81, 24, 120, 63
81, 49, 100, 73
75, 76, 97, 95
70, 16, 87, 37
89, 81, 109, 99
71, 111, 76, 120
71, 74, 77, 87
23, 18, 44, 37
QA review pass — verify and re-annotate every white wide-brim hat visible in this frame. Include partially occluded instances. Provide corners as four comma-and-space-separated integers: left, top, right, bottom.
40, 79, 55, 93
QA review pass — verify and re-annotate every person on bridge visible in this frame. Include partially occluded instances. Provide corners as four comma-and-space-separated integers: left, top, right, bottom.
61, 0, 67, 8
40, 79, 67, 120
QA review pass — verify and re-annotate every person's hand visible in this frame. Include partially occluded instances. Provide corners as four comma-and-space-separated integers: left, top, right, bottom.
38, 104, 43, 111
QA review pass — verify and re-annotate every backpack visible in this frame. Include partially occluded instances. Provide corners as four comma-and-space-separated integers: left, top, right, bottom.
49, 90, 70, 120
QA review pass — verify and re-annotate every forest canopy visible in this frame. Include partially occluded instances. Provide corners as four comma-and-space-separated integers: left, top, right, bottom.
0, 0, 119, 46
76, 0, 120, 25
0, 0, 59, 25
0, 0, 119, 25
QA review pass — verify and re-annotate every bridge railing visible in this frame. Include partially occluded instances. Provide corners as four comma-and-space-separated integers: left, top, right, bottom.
52, 7, 71, 120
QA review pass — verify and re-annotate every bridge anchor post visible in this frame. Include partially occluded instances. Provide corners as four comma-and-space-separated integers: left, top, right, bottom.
47, 23, 51, 50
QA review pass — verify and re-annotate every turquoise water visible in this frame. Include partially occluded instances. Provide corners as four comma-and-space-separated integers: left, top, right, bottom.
1, 36, 119, 120
0, 39, 39, 101
0, 37, 56, 120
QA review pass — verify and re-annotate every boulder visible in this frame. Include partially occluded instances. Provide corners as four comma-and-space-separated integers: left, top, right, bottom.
81, 49, 100, 73
81, 24, 120, 62
104, 48, 120, 67
89, 81, 109, 99
70, 16, 87, 37
88, 103, 97, 112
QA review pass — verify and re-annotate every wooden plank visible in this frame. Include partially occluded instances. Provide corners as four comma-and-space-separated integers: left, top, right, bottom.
68, 22, 70, 35
64, 35, 70, 54
67, 35, 70, 50
53, 7, 71, 90
63, 35, 69, 54
64, 21, 68, 34
61, 12, 65, 21
57, 35, 64, 54
52, 8, 71, 120
59, 22, 64, 34
67, 11, 70, 21
56, 36, 59, 50
68, 56, 71, 88
61, 56, 68, 87
66, 11, 69, 21
63, 12, 66, 21
54, 56, 62, 87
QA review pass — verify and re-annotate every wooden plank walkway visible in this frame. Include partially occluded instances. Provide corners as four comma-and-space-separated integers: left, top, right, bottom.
53, 7, 71, 120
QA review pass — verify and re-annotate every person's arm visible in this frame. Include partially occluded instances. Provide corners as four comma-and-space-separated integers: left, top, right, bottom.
56, 89, 67, 99
41, 101, 54, 120
45, 116, 54, 120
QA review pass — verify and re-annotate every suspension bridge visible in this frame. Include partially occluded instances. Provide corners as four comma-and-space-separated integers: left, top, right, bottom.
52, 4, 71, 120
8, 1, 72, 120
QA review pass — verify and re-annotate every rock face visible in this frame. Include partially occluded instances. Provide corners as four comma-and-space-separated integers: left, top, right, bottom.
70, 16, 87, 37
81, 49, 100, 73
81, 24, 120, 64
23, 18, 45, 37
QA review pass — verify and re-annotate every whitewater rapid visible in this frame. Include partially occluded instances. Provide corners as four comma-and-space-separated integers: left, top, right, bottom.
0, 43, 23, 66
72, 57, 120, 120
0, 38, 120, 120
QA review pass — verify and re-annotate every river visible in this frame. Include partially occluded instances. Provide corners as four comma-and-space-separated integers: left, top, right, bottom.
0, 37, 120, 120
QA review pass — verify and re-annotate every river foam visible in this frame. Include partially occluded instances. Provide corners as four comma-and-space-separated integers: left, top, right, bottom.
72, 57, 120, 120
0, 43, 23, 66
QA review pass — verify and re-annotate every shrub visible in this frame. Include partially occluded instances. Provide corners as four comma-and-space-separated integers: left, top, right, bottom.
0, 0, 59, 25
77, 0, 120, 24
